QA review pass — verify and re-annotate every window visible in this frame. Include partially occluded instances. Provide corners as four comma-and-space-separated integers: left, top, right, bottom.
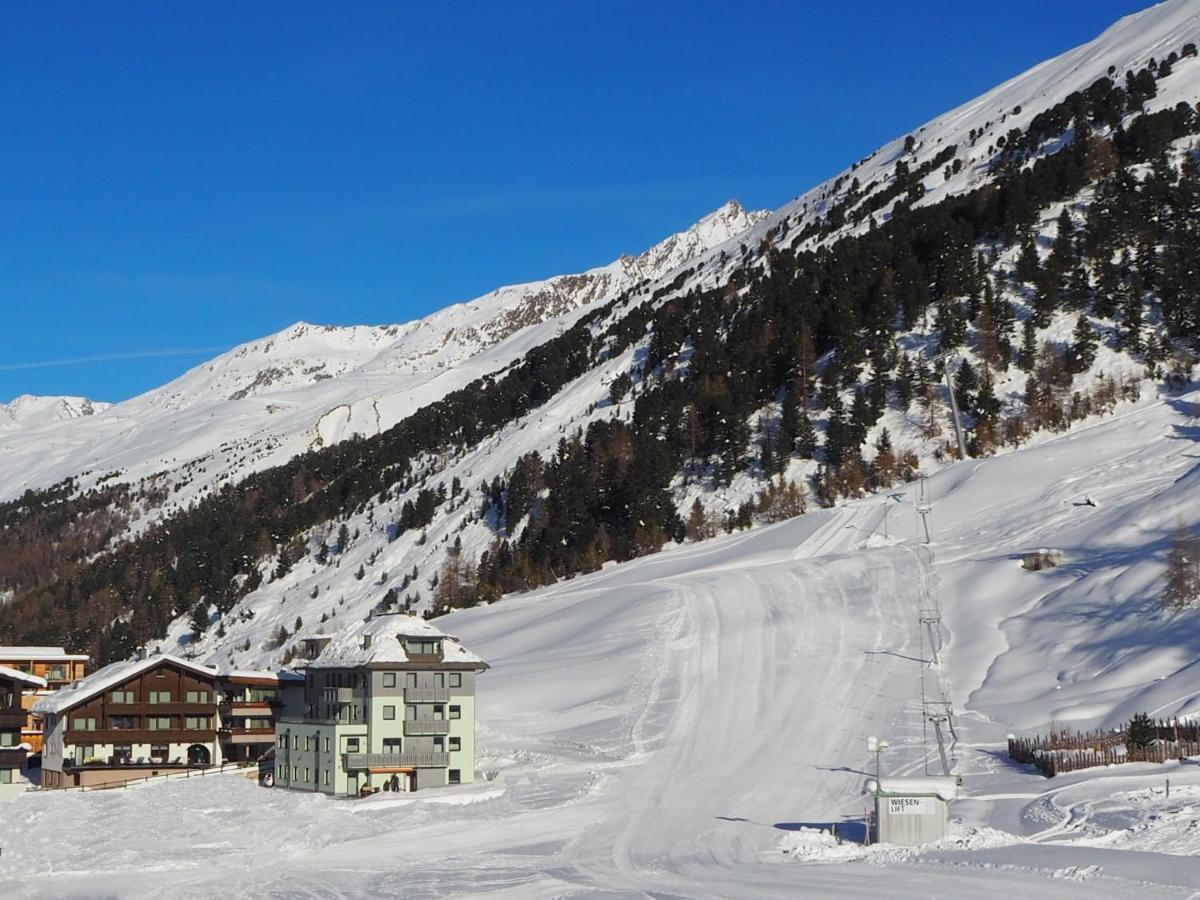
278, 735, 287, 749
47, 665, 66, 681
304, 736, 311, 751
293, 766, 299, 780
147, 717, 172, 730
383, 705, 396, 720
0, 732, 15, 747
0, 769, 12, 784
114, 743, 132, 761
449, 737, 461, 752
405, 705, 417, 720
186, 691, 209, 704
433, 737, 444, 752
449, 673, 462, 688
345, 737, 361, 752
434, 673, 444, 689
304, 767, 310, 782
185, 716, 209, 729
405, 640, 438, 656
383, 672, 396, 688
323, 737, 331, 753
111, 716, 136, 730
323, 770, 330, 786
149, 691, 171, 704
382, 738, 401, 753
71, 717, 96, 731
293, 735, 300, 750
449, 705, 461, 720
433, 704, 445, 720
448, 769, 461, 784
109, 690, 134, 704
150, 743, 168, 761
406, 673, 417, 688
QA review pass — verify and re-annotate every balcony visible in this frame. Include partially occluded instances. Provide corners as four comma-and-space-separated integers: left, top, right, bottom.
0, 706, 27, 728
102, 702, 215, 715
402, 719, 450, 736
404, 687, 449, 704
223, 728, 275, 744
0, 747, 28, 767
66, 728, 216, 744
343, 752, 449, 770
220, 699, 275, 711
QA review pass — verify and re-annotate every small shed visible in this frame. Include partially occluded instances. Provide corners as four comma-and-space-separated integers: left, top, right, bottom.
1021, 548, 1063, 571
864, 775, 960, 846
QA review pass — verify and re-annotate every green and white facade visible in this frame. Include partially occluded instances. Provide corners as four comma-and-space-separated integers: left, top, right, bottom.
275, 613, 487, 796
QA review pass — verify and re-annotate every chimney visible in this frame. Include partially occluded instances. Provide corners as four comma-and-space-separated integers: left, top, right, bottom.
362, 634, 373, 650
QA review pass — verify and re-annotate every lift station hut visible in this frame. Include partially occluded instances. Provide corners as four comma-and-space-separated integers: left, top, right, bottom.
864, 775, 960, 846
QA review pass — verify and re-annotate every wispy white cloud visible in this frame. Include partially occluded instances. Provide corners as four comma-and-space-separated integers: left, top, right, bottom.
0, 347, 227, 372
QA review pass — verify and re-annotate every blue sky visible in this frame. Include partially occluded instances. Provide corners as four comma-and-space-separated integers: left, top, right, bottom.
1, 1, 1149, 403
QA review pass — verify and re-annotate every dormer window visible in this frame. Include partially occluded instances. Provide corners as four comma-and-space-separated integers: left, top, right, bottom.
404, 640, 439, 657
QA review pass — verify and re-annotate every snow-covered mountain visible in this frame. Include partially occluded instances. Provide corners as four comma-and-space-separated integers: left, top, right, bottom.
6, 0, 1200, 678
0, 394, 110, 431
10, 6, 1200, 894
0, 199, 765, 504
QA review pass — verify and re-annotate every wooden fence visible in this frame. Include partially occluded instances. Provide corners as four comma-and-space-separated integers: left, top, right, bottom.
1008, 720, 1200, 777
35, 760, 257, 793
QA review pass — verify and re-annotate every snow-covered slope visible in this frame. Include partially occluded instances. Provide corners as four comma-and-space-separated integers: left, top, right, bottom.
0, 394, 109, 431
125, 0, 1200, 669
0, 200, 766, 504
7, 388, 1200, 898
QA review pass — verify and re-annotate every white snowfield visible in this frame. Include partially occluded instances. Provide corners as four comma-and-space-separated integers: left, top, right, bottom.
5, 389, 1200, 897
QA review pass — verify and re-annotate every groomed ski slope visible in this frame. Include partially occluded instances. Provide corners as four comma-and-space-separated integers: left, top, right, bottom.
5, 390, 1200, 898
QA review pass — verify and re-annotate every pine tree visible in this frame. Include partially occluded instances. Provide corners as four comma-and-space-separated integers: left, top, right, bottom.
935, 299, 967, 350
1125, 712, 1156, 750
1066, 315, 1099, 374
776, 387, 800, 462
824, 396, 850, 468
1017, 319, 1038, 371
1117, 271, 1145, 350
188, 603, 208, 640
954, 359, 979, 417
895, 354, 915, 409
796, 410, 817, 459
1015, 232, 1041, 283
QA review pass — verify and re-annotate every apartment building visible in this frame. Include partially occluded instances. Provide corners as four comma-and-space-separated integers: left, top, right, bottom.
0, 646, 89, 753
275, 612, 487, 796
217, 669, 304, 762
31, 651, 307, 788
34, 654, 222, 788
0, 664, 47, 798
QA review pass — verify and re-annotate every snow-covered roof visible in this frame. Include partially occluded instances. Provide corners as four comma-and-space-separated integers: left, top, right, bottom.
31, 654, 218, 715
218, 667, 305, 683
0, 663, 48, 689
866, 776, 960, 801
306, 613, 487, 670
0, 645, 89, 662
